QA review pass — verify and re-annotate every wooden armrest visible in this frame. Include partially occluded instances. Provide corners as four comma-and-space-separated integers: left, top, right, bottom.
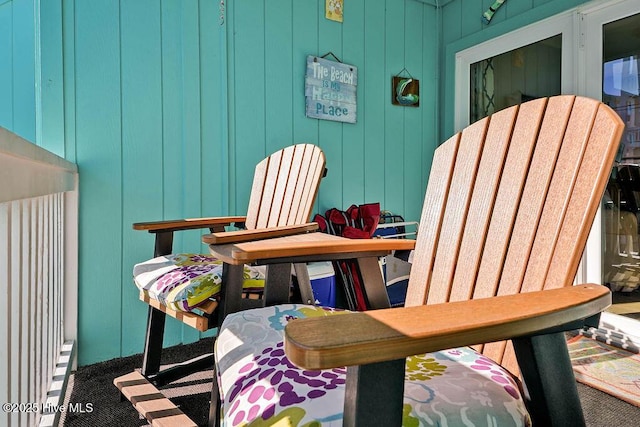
201, 223, 320, 245
208, 232, 416, 265
133, 216, 246, 233
284, 284, 611, 370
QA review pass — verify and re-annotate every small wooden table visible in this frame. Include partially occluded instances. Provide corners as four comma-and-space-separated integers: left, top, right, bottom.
207, 232, 416, 311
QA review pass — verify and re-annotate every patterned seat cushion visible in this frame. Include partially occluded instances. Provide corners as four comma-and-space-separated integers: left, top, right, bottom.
133, 254, 265, 312
215, 304, 531, 426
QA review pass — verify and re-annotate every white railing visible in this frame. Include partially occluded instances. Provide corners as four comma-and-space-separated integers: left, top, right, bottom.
0, 127, 78, 427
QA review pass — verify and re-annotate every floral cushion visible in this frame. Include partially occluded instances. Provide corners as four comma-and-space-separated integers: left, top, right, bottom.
133, 253, 265, 312
215, 304, 532, 427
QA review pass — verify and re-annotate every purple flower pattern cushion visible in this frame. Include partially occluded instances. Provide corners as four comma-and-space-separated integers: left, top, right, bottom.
133, 253, 265, 312
215, 304, 532, 426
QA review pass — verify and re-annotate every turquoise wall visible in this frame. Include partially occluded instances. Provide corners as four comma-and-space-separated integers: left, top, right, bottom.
225, 0, 438, 221
0, 0, 600, 366
0, 0, 36, 143
49, 0, 438, 366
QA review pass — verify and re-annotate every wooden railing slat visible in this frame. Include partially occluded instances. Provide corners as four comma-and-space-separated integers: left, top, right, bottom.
1, 203, 9, 426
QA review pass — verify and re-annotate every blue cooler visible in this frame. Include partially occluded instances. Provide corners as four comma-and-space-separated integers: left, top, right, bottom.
307, 262, 336, 307
384, 253, 412, 307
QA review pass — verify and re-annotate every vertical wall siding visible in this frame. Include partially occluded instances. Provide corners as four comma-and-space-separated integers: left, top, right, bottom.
39, 0, 65, 158
119, 0, 164, 356
0, 0, 36, 143
63, 0, 229, 365
0, 2, 13, 131
74, 0, 124, 365
12, 0, 439, 366
227, 0, 437, 219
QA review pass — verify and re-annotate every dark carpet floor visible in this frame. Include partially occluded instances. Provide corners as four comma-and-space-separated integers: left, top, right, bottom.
63, 337, 640, 427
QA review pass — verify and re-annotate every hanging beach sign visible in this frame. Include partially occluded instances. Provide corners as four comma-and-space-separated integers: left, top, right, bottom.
305, 54, 357, 124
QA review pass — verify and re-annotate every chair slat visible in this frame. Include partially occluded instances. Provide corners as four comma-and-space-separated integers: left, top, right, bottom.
279, 145, 306, 226
495, 95, 575, 297
544, 104, 624, 289
293, 146, 325, 224
449, 105, 517, 302
268, 146, 295, 227
245, 158, 269, 230
289, 144, 316, 224
256, 150, 283, 229
473, 98, 547, 300
520, 97, 599, 293
405, 134, 460, 307
470, 99, 547, 360
427, 118, 489, 304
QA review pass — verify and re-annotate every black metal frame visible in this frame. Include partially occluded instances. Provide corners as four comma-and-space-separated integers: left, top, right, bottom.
513, 332, 585, 426
511, 315, 600, 427
344, 359, 405, 426
140, 230, 219, 386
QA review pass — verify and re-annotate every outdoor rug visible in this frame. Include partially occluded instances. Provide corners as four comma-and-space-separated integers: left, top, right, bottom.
568, 334, 640, 407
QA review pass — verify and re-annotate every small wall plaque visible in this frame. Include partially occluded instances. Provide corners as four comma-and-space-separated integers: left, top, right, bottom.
392, 76, 420, 107
326, 0, 344, 23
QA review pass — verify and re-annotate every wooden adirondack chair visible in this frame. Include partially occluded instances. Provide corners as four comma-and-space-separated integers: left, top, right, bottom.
114, 144, 326, 426
211, 96, 624, 426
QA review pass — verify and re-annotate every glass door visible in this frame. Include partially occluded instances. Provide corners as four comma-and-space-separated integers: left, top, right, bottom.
583, 4, 640, 325
469, 35, 562, 124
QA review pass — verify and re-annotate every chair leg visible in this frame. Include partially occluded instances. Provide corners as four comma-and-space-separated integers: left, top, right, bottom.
512, 332, 585, 427
209, 369, 222, 427
293, 263, 315, 305
219, 264, 246, 320
141, 306, 166, 378
140, 230, 172, 379
140, 306, 214, 387
357, 256, 391, 309
343, 359, 405, 427
263, 263, 293, 306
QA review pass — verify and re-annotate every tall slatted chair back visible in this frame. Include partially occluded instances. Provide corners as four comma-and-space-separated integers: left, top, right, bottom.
210, 98, 622, 426
405, 95, 624, 371
245, 144, 326, 230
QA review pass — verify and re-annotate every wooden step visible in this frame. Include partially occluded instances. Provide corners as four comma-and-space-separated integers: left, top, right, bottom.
114, 371, 198, 427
